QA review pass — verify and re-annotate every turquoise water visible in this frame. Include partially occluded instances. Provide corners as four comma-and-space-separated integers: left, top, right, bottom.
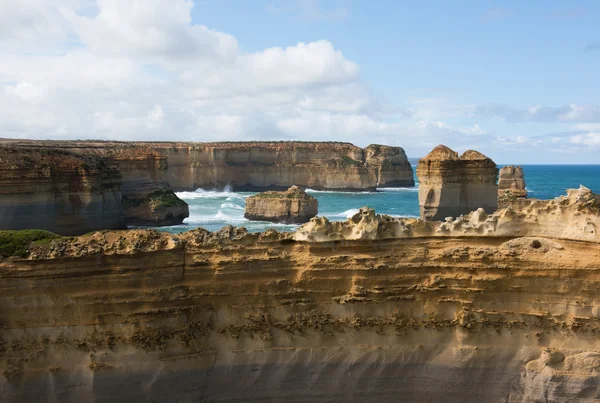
158, 165, 600, 234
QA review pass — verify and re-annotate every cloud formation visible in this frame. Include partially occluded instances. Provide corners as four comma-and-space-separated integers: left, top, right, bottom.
2, 0, 600, 162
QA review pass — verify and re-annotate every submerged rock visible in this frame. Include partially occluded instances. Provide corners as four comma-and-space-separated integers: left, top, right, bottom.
244, 185, 318, 224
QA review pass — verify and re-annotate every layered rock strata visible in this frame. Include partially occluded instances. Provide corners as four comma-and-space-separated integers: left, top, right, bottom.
417, 145, 498, 221
0, 141, 189, 231
0, 145, 125, 235
244, 185, 318, 223
146, 141, 415, 191
498, 165, 527, 198
1, 187, 600, 402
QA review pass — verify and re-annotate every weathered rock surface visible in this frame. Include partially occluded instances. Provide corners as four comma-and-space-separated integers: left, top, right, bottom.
296, 186, 600, 243
147, 141, 415, 191
123, 189, 189, 226
0, 145, 125, 235
244, 185, 318, 223
2, 187, 600, 402
417, 145, 498, 221
498, 165, 527, 198
0, 140, 189, 231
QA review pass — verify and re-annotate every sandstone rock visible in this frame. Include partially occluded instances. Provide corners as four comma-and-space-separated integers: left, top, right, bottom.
244, 185, 318, 224
295, 186, 600, 243
416, 145, 498, 221
0, 146, 125, 235
123, 189, 189, 226
0, 140, 189, 231
147, 141, 415, 191
4, 193, 600, 402
498, 165, 527, 198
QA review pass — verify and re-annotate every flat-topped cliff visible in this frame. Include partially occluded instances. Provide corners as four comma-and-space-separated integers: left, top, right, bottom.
0, 140, 188, 233
1, 187, 600, 402
145, 141, 415, 191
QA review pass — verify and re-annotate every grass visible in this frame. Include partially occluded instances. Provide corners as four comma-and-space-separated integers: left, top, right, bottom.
147, 189, 187, 208
339, 155, 362, 167
0, 230, 61, 258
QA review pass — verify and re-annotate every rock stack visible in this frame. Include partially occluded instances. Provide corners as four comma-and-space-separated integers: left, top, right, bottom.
498, 165, 527, 198
244, 185, 318, 224
416, 145, 498, 221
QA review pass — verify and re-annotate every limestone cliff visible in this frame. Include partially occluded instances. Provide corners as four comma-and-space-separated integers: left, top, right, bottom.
146, 141, 415, 191
0, 140, 189, 230
2, 188, 600, 402
0, 145, 125, 235
498, 165, 527, 198
244, 185, 318, 223
417, 145, 498, 221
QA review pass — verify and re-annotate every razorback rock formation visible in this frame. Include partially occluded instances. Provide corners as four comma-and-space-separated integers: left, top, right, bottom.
0, 140, 189, 232
0, 145, 125, 235
498, 165, 527, 198
146, 141, 415, 191
244, 185, 318, 223
2, 187, 600, 402
416, 145, 498, 221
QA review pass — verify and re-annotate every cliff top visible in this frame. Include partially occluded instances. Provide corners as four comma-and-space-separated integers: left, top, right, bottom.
460, 149, 493, 161
0, 139, 410, 153
420, 145, 459, 161
247, 185, 316, 200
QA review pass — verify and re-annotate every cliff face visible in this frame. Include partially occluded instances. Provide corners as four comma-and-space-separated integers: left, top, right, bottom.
244, 185, 318, 223
0, 146, 125, 235
0, 141, 189, 230
499, 165, 527, 198
416, 145, 498, 221
147, 141, 415, 191
1, 188, 600, 402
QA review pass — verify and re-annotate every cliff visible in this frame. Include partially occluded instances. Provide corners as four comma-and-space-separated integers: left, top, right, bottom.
1, 187, 600, 402
0, 140, 189, 231
416, 145, 498, 221
0, 145, 125, 235
498, 165, 527, 198
146, 141, 415, 191
244, 185, 318, 223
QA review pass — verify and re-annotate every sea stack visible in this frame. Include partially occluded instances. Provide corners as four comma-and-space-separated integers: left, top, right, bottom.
416, 145, 498, 221
498, 165, 527, 198
244, 185, 318, 224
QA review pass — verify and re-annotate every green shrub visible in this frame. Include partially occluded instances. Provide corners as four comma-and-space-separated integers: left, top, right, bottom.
0, 230, 61, 258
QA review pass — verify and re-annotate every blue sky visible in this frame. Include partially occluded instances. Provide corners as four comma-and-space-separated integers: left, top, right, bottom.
2, 1, 600, 163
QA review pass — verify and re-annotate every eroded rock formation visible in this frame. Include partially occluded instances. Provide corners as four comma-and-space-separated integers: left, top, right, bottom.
0, 145, 125, 235
417, 145, 498, 221
2, 187, 600, 402
147, 141, 415, 191
0, 140, 189, 232
498, 165, 527, 198
244, 185, 318, 223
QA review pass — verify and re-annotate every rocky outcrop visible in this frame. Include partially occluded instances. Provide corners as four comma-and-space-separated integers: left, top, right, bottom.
2, 189, 600, 402
296, 186, 600, 243
244, 185, 318, 224
416, 145, 498, 221
123, 189, 189, 226
498, 165, 527, 198
146, 141, 415, 191
0, 145, 125, 235
0, 140, 189, 230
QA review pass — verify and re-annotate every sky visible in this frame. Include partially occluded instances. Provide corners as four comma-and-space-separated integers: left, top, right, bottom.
1, 0, 600, 163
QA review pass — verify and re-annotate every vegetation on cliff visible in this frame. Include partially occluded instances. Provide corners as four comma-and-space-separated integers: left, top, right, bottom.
0, 230, 61, 258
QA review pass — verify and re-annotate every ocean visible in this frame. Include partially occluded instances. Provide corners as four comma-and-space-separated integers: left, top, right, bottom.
156, 165, 600, 234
